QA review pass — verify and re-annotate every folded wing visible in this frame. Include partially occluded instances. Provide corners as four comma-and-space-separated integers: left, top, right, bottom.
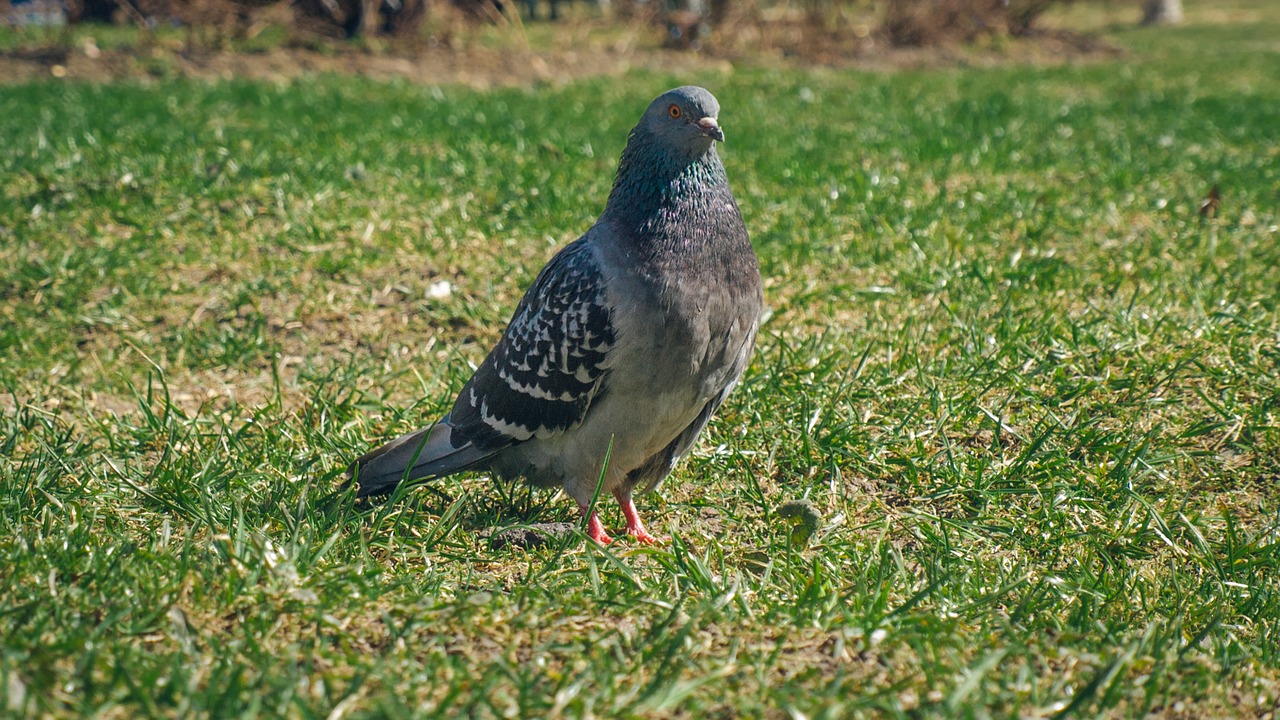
348, 238, 616, 496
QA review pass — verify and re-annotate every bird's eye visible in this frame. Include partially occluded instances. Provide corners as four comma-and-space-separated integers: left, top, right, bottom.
668, 104, 682, 119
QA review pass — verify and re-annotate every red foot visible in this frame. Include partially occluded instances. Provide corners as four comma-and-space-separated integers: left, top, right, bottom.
615, 490, 668, 545
579, 505, 614, 545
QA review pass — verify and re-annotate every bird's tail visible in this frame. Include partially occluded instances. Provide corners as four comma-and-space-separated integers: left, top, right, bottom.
345, 418, 493, 498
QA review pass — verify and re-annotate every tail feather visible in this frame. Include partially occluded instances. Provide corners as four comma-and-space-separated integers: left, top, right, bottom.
346, 419, 495, 498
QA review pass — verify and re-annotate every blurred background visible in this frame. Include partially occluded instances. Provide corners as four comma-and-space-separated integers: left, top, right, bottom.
1, 0, 1188, 84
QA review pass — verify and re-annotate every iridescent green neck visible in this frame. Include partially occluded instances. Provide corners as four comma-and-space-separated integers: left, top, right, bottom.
602, 127, 727, 231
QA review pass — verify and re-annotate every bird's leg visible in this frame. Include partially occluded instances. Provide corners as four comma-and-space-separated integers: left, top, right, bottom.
577, 502, 614, 545
613, 489, 665, 544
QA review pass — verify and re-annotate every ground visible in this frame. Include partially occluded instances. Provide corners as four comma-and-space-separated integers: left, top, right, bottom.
0, 2, 1134, 87
2, 1, 1279, 718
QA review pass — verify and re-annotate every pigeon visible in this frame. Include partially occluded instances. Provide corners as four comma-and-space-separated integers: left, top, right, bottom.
347, 86, 762, 544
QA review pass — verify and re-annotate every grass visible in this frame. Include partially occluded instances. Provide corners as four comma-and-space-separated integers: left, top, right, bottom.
3, 2, 1280, 717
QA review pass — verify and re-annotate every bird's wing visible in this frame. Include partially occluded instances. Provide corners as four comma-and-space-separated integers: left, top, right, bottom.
446, 237, 616, 451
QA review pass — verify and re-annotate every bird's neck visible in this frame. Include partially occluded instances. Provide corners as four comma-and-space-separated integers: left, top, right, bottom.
601, 130, 739, 262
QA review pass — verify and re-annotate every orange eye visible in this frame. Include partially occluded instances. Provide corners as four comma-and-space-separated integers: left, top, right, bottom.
668, 104, 682, 119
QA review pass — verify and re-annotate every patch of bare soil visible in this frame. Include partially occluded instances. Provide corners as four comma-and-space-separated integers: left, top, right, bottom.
0, 20, 1118, 87
0, 34, 737, 87
709, 13, 1120, 70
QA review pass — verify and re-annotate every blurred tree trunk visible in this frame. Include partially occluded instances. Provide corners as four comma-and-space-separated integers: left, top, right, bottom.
294, 0, 367, 37
707, 0, 730, 25
1141, 0, 1182, 25
377, 0, 428, 37
65, 0, 118, 22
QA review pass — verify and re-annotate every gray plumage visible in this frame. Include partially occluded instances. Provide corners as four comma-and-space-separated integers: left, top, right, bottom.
347, 86, 762, 543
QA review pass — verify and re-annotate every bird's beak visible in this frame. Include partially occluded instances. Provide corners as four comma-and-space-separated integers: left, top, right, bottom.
697, 116, 725, 143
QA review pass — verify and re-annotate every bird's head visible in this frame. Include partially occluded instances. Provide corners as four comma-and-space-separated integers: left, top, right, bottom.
638, 86, 724, 158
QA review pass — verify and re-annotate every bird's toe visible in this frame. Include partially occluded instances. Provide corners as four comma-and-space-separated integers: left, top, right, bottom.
628, 527, 667, 545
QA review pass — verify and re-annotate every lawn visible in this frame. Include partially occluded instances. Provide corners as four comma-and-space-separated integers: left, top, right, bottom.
2, 3, 1279, 717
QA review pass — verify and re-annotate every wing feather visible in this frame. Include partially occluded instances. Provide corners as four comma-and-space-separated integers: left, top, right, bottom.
447, 239, 615, 451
